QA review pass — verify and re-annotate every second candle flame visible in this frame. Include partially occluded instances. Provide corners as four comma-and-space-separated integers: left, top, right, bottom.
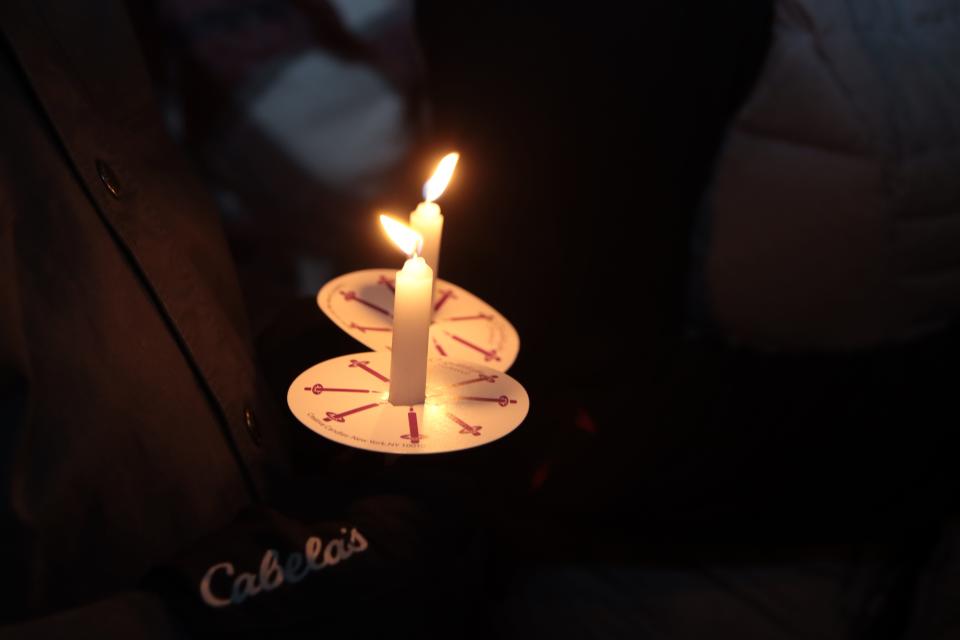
422, 152, 459, 203
380, 214, 423, 257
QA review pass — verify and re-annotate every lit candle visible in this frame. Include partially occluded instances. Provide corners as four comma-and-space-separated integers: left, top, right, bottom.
380, 214, 433, 406
410, 152, 458, 304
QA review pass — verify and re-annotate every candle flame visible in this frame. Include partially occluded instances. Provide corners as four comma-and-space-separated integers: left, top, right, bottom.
379, 214, 423, 257
422, 152, 459, 202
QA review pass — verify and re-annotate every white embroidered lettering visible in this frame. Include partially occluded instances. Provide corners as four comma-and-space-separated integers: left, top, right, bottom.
323, 538, 344, 566
232, 572, 260, 604
305, 536, 325, 570
200, 562, 234, 608
260, 549, 284, 591
336, 528, 356, 562
349, 527, 369, 552
198, 527, 369, 608
284, 551, 308, 584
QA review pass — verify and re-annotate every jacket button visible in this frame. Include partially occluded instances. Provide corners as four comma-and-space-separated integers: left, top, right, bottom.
243, 407, 262, 446
96, 159, 121, 199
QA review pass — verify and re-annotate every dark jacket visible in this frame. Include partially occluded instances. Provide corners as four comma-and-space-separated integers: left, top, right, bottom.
0, 1, 457, 635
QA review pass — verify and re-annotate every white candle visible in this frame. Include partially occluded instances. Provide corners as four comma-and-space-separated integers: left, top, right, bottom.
410, 201, 443, 298
410, 152, 458, 304
381, 215, 433, 406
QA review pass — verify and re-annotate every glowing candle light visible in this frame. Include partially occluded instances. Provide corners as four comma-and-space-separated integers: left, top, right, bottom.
410, 152, 458, 304
380, 214, 433, 406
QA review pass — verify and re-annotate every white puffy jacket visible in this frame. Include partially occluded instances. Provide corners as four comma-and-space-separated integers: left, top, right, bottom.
706, 0, 960, 350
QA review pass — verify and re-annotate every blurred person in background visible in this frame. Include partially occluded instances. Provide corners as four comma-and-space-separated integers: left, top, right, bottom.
130, 0, 431, 334
417, 1, 960, 638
